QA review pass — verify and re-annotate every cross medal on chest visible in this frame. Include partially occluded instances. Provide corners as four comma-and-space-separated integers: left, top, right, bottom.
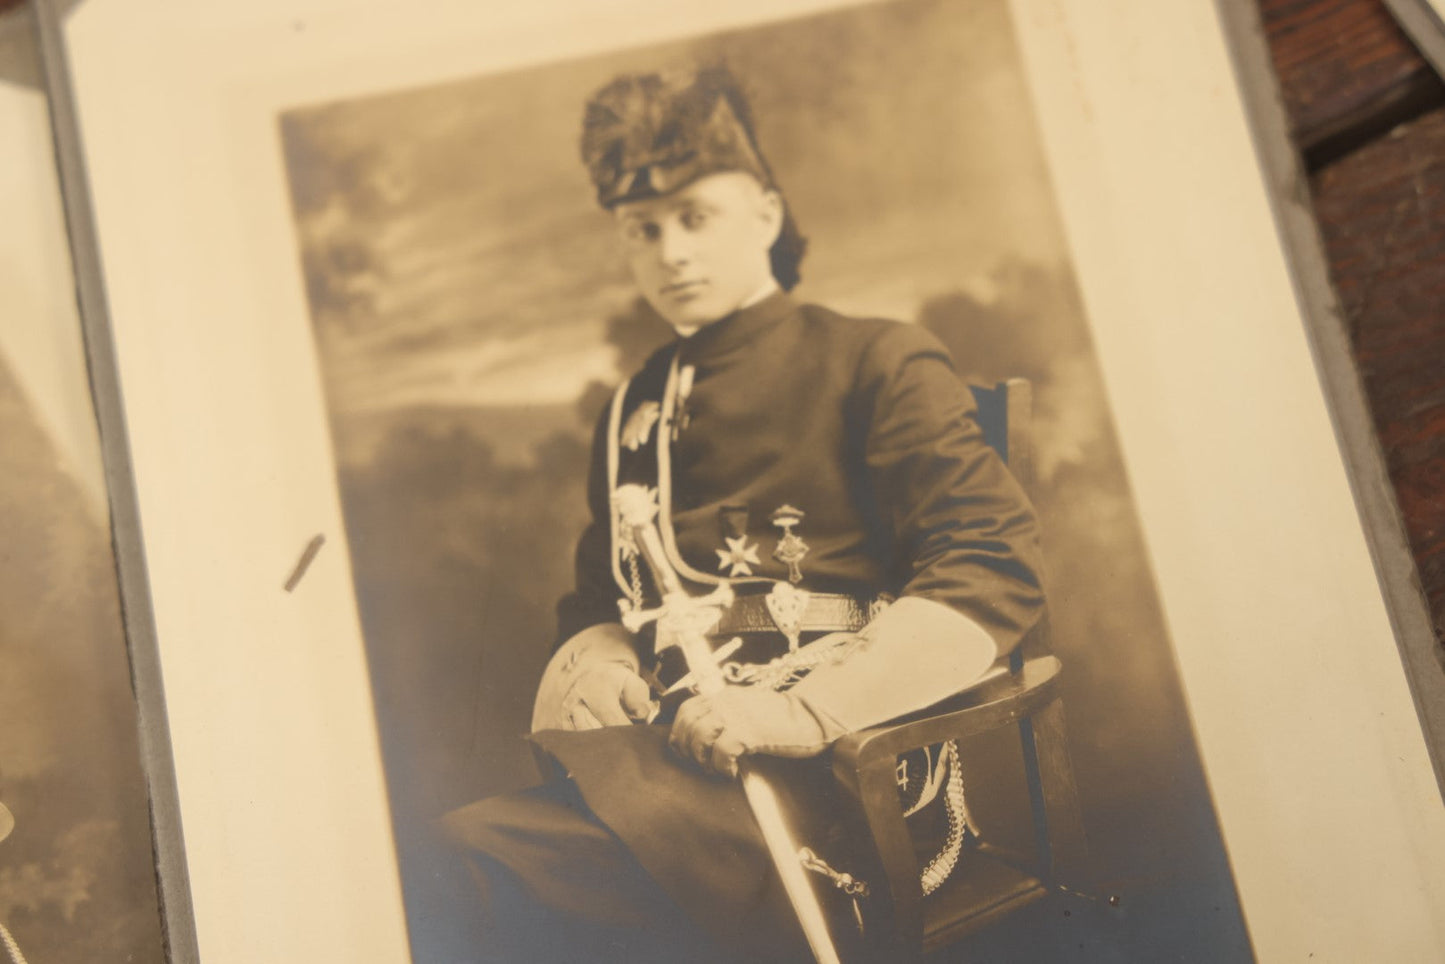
771, 505, 809, 584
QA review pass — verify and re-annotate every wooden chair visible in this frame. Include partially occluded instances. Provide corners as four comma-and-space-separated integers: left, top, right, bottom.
830, 378, 1088, 960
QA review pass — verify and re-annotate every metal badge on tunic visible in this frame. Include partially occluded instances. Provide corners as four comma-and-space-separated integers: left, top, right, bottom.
765, 581, 812, 653
715, 503, 759, 577
716, 536, 761, 577
671, 364, 696, 439
620, 401, 661, 451
770, 504, 809, 585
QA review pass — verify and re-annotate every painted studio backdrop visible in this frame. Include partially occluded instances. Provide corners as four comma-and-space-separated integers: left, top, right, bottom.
280, 0, 1251, 959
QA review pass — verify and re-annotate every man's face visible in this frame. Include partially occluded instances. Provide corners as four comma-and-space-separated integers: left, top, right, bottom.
613, 172, 783, 331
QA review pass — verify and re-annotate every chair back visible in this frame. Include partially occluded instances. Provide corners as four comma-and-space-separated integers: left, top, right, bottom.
968, 378, 1033, 489
969, 379, 1047, 665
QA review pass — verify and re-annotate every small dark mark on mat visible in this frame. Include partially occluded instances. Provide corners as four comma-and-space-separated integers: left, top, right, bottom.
284, 534, 326, 592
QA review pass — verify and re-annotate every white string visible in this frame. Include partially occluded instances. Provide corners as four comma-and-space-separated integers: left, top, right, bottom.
654, 352, 771, 588
606, 377, 634, 599
920, 740, 972, 896
0, 921, 29, 964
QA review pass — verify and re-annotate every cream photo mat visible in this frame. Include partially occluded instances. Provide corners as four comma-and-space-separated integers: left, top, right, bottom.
45, 0, 1445, 960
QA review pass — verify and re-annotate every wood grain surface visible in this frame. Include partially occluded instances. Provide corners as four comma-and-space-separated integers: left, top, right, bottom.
1262, 0, 1444, 162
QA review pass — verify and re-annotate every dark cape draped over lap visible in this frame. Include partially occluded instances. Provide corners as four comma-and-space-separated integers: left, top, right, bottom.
530, 726, 816, 959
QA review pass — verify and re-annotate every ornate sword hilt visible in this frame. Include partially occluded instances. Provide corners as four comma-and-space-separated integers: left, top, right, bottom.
613, 484, 734, 694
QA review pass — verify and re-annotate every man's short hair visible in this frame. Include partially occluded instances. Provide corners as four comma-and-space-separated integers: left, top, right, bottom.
580, 64, 808, 291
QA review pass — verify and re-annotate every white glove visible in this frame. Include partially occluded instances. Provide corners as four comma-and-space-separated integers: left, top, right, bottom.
670, 597, 999, 776
790, 596, 998, 732
669, 686, 839, 777
531, 623, 656, 732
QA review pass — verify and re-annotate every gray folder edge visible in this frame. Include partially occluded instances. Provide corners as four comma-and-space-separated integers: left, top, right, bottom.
30, 3, 201, 962
1383, 0, 1445, 82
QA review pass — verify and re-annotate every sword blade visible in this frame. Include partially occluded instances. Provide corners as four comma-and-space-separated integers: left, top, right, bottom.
740, 768, 843, 964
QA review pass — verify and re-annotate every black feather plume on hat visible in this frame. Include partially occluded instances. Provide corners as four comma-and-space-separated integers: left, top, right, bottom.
579, 64, 807, 290
581, 64, 775, 207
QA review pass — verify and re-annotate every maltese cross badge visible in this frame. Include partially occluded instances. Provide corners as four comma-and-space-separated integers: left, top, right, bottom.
716, 535, 762, 577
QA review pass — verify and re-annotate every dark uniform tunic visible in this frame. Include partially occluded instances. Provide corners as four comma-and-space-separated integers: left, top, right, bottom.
441, 291, 1045, 962
558, 291, 1042, 651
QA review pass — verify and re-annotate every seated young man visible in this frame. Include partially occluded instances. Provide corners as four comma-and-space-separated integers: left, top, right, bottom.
440, 65, 1044, 963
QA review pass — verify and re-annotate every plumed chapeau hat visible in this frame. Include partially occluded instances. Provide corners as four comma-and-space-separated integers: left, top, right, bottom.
581, 65, 777, 208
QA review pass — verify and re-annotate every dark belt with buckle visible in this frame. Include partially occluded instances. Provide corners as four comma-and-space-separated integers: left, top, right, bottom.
712, 590, 882, 637
643, 590, 887, 709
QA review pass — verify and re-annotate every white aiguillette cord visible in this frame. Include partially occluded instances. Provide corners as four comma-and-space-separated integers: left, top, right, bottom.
654, 353, 775, 590
0, 800, 28, 964
0, 921, 26, 964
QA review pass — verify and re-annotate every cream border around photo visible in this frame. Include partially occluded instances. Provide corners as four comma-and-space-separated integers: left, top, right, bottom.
35, 0, 1445, 960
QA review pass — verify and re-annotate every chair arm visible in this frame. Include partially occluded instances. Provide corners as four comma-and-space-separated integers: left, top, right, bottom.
832, 655, 1063, 800
825, 656, 1064, 954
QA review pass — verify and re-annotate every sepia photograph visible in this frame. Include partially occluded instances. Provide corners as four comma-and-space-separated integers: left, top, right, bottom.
0, 6, 168, 961
279, 1, 1248, 958
34, 0, 1445, 959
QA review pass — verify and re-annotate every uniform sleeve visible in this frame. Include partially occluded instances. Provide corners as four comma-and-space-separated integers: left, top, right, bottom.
553, 405, 625, 648
855, 323, 1045, 656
